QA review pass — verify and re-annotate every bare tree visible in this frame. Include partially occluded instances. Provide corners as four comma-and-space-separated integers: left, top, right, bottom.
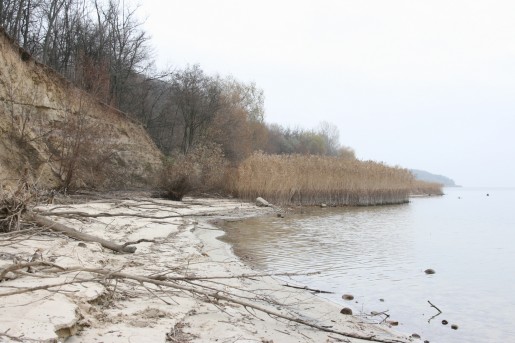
170, 65, 222, 154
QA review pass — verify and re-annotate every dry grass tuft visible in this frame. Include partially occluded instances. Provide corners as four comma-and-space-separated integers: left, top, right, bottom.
229, 153, 441, 206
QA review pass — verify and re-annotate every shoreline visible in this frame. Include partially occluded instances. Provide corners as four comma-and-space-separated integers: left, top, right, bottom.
0, 195, 411, 343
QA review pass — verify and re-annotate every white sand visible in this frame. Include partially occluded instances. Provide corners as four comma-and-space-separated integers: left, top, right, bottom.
0, 196, 412, 343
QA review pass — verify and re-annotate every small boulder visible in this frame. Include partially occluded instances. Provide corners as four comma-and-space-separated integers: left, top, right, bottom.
340, 307, 353, 315
342, 294, 354, 301
386, 320, 399, 326
256, 197, 270, 207
411, 333, 421, 339
451, 324, 458, 330
424, 268, 436, 275
442, 319, 448, 325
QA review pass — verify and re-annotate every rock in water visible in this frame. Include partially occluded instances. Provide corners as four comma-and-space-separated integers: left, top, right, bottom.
256, 197, 270, 207
424, 268, 435, 274
342, 294, 354, 301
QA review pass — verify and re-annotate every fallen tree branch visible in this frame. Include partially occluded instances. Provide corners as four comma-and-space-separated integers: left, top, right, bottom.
10, 266, 406, 343
26, 212, 137, 253
153, 271, 321, 281
33, 210, 218, 219
0, 261, 65, 279
0, 278, 98, 297
428, 300, 442, 313
283, 283, 334, 294
121, 239, 157, 247
427, 300, 443, 323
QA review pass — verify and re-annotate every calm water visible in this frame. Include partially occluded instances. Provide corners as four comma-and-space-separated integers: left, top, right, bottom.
221, 188, 515, 343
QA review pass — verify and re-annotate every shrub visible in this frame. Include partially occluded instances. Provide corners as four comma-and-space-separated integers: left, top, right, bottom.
157, 143, 227, 200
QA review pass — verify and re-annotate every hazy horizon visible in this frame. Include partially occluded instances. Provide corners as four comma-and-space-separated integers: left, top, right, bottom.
140, 0, 515, 187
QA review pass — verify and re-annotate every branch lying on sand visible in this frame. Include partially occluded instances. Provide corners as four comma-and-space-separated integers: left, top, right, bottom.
33, 209, 219, 219
26, 213, 138, 253
0, 264, 407, 343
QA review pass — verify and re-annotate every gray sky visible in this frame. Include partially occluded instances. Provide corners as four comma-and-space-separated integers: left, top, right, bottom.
140, 0, 515, 187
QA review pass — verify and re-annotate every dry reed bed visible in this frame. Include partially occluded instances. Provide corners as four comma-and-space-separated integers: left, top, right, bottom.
231, 153, 441, 206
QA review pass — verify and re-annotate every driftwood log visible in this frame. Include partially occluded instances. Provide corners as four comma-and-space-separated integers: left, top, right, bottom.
26, 212, 137, 253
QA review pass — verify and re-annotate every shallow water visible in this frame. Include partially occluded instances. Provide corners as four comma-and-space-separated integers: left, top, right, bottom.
221, 187, 515, 343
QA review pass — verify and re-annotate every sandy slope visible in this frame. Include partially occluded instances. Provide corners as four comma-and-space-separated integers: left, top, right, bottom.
0, 196, 412, 343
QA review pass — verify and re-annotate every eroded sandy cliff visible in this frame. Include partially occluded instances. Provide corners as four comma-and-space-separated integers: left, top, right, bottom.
0, 28, 163, 189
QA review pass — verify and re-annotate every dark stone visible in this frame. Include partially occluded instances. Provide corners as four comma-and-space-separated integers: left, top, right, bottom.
451, 324, 458, 330
424, 268, 436, 274
442, 319, 448, 325
411, 333, 421, 339
386, 320, 399, 326
379, 298, 385, 302
342, 294, 354, 301
340, 307, 353, 315
78, 242, 87, 248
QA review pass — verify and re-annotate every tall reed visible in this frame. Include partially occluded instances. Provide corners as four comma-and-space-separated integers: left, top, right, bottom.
229, 153, 442, 206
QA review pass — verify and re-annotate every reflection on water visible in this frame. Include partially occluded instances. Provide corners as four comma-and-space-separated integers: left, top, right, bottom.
221, 188, 515, 343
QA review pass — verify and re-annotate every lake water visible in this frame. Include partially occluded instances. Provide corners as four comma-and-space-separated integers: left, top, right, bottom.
220, 187, 515, 343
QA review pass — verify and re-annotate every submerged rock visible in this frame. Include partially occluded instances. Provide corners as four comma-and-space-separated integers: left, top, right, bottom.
342, 294, 354, 301
451, 324, 459, 330
424, 268, 435, 274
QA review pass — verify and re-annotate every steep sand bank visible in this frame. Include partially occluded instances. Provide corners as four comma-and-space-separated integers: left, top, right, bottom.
0, 195, 411, 343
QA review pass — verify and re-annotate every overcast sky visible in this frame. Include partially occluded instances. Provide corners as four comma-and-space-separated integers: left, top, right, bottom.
139, 0, 515, 187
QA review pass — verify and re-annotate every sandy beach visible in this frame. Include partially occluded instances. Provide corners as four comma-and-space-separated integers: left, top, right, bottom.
0, 194, 412, 343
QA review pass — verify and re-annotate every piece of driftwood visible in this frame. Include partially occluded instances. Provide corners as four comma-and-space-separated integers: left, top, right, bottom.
26, 213, 137, 253
283, 283, 334, 294
33, 209, 218, 219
